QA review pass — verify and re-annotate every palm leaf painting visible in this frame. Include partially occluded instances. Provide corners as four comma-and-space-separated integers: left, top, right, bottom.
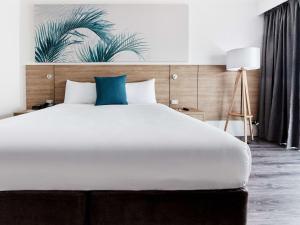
78, 33, 147, 62
35, 7, 114, 62
35, 6, 148, 63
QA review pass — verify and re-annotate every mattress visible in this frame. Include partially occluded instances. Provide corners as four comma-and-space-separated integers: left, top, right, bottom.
0, 104, 251, 191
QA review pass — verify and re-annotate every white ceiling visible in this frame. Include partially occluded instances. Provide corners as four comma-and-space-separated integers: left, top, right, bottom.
257, 0, 287, 14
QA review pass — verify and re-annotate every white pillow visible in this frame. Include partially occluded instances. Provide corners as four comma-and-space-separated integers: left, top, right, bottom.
64, 80, 97, 104
126, 79, 157, 104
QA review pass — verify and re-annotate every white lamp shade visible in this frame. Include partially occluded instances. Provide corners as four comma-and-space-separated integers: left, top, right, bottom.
226, 47, 261, 71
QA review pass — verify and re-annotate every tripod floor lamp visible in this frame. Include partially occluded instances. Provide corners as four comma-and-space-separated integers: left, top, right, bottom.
224, 47, 260, 143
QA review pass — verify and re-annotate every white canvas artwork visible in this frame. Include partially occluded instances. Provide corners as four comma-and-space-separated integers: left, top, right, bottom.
34, 4, 189, 63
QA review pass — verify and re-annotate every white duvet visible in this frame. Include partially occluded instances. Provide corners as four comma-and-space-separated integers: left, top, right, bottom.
0, 104, 251, 191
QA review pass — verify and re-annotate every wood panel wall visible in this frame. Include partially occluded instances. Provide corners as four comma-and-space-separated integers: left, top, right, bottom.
26, 65, 260, 120
26, 65, 55, 109
171, 65, 260, 120
170, 65, 198, 109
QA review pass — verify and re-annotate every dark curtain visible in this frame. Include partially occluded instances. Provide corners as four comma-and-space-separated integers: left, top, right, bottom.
259, 0, 300, 149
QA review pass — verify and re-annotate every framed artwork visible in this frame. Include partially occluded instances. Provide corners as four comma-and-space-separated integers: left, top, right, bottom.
34, 4, 189, 63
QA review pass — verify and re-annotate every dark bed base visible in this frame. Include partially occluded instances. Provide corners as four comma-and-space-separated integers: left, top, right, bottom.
0, 189, 248, 225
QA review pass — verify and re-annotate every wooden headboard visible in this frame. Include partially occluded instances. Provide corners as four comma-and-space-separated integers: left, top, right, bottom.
26, 65, 170, 106
26, 65, 260, 120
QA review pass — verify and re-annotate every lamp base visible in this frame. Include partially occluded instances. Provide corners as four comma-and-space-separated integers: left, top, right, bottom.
224, 69, 254, 143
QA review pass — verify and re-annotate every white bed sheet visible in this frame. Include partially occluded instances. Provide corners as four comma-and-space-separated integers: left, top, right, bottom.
0, 104, 251, 191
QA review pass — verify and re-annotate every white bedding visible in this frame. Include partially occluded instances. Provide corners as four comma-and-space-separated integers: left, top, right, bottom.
0, 104, 251, 191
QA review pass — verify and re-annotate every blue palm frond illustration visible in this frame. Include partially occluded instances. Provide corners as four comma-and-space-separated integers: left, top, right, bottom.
78, 33, 148, 62
35, 7, 113, 62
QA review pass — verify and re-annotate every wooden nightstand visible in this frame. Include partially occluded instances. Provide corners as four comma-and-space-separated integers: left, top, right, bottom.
174, 108, 205, 121
13, 110, 35, 116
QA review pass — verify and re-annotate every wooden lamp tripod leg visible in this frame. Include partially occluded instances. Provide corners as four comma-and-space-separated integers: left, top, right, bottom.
242, 70, 248, 143
224, 72, 242, 132
243, 70, 254, 141
224, 69, 254, 143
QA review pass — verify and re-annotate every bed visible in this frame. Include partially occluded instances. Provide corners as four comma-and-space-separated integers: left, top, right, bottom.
0, 104, 251, 225
0, 103, 250, 191
0, 65, 252, 225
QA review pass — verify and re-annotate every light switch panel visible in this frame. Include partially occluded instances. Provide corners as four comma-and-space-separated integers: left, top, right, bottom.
171, 99, 179, 105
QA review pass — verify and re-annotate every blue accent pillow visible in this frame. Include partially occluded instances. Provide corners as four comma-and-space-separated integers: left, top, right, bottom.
95, 75, 128, 105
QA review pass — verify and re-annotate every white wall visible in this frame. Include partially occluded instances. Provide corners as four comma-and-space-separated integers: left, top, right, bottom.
190, 0, 263, 64
257, 0, 287, 14
21, 0, 263, 65
1, 0, 264, 128
0, 1, 20, 118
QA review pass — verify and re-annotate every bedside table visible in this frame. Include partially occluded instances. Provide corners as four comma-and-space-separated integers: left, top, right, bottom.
174, 108, 205, 121
13, 110, 35, 116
